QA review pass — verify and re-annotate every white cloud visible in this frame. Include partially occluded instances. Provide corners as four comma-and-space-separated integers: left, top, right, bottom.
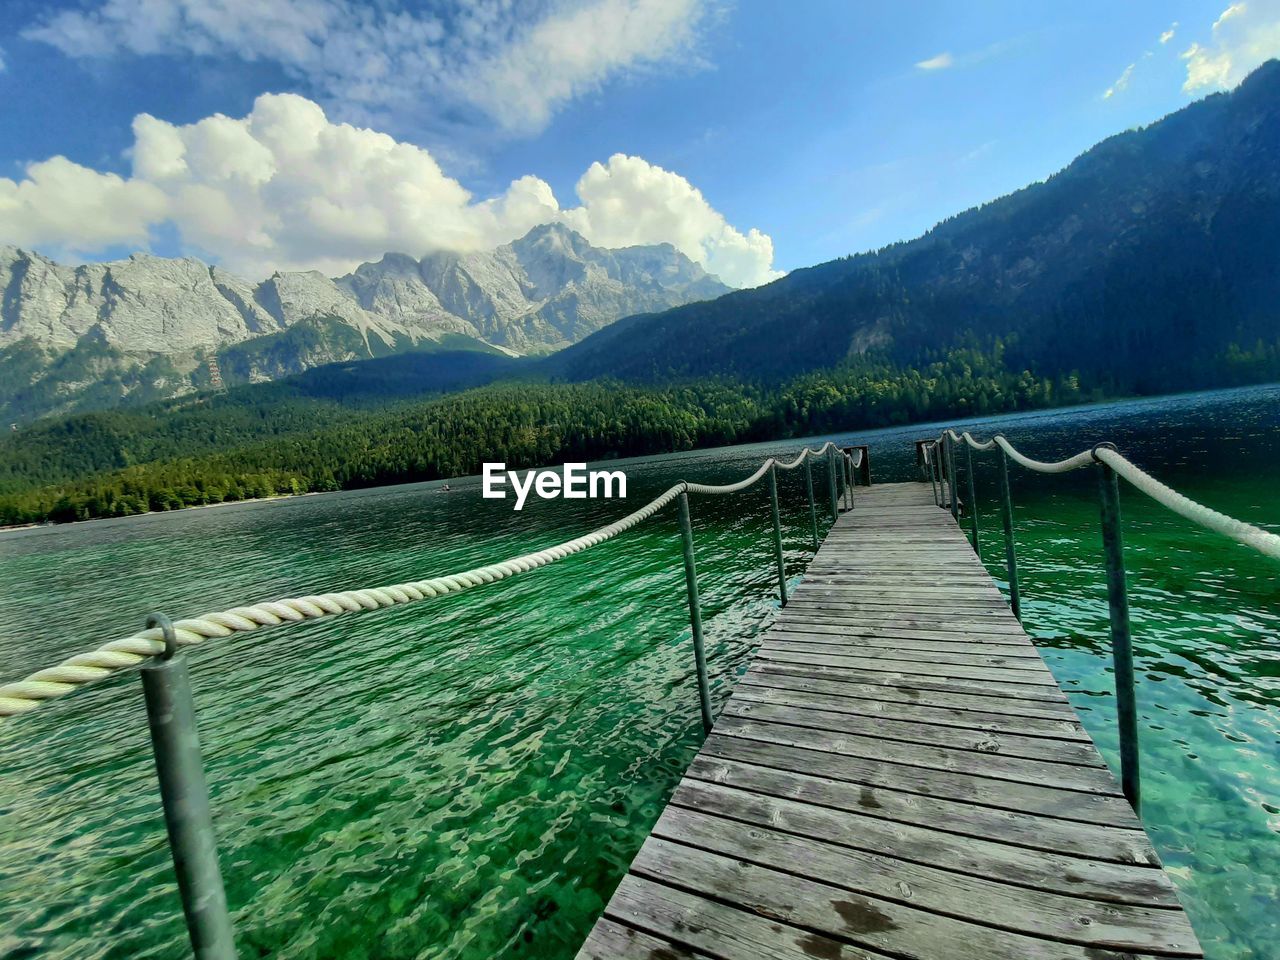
1182, 1, 1280, 92
0, 157, 167, 257
1160, 22, 1179, 44
915, 52, 953, 71
23, 0, 710, 135
456, 0, 707, 134
1103, 62, 1137, 99
563, 154, 782, 286
0, 94, 777, 287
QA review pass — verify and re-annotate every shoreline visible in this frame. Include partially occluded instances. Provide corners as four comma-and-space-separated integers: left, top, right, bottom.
3, 381, 1276, 534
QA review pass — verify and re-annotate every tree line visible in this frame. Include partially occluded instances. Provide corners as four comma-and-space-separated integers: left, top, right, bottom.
0, 349, 1098, 525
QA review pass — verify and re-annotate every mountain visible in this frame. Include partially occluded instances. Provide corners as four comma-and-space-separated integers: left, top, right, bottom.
556, 61, 1280, 392
0, 223, 729, 423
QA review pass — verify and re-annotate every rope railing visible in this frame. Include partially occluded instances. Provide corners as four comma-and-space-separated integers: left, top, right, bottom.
0, 438, 866, 960
0, 442, 852, 722
919, 424, 1278, 819
939, 429, 1280, 559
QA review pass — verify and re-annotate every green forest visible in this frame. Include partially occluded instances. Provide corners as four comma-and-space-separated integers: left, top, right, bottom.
0, 349, 1093, 525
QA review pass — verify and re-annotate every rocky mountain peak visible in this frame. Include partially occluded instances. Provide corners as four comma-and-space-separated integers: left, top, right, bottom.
0, 225, 733, 421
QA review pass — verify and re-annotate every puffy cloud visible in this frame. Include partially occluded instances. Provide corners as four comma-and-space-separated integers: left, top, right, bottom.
1160, 23, 1179, 44
1182, 1, 1280, 92
0, 94, 777, 287
915, 52, 953, 71
563, 154, 780, 287
0, 157, 166, 256
24, 0, 710, 135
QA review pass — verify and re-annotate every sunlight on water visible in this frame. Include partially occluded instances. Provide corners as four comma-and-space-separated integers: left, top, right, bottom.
0, 385, 1277, 959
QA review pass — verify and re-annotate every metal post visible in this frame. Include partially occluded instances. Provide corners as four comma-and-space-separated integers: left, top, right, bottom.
1097, 458, 1141, 812
965, 443, 980, 559
946, 435, 959, 520
141, 614, 237, 960
931, 442, 942, 504
997, 449, 1022, 621
768, 464, 788, 606
677, 492, 714, 735
804, 457, 819, 550
827, 448, 838, 521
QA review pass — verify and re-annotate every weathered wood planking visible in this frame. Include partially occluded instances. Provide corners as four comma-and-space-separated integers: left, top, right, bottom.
577, 481, 1203, 960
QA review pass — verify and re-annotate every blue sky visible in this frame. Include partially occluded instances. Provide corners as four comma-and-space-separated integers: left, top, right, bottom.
1, 0, 1277, 286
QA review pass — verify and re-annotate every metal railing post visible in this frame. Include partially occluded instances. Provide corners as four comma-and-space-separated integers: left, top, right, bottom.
827, 448, 839, 521
997, 449, 1022, 621
965, 442, 981, 559
677, 492, 714, 735
1097, 456, 1141, 812
140, 614, 237, 960
804, 457, 819, 550
946, 435, 959, 520
927, 444, 940, 506
768, 464, 787, 606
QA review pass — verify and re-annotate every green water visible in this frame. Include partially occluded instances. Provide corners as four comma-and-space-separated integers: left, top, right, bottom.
0, 385, 1276, 960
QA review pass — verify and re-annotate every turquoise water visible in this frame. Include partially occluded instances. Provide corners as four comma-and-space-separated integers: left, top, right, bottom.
0, 385, 1277, 959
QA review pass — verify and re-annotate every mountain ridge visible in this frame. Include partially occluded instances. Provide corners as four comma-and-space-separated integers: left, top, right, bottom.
0, 223, 731, 422
554, 60, 1280, 389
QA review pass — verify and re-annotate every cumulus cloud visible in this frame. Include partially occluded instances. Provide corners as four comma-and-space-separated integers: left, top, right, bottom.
915, 52, 953, 71
23, 0, 710, 135
1182, 1, 1280, 92
563, 154, 781, 286
0, 94, 777, 287
1160, 23, 1179, 44
0, 158, 167, 257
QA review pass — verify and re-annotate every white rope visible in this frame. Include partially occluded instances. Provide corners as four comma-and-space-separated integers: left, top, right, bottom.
943, 429, 1280, 562
948, 429, 995, 451
0, 442, 843, 720
994, 435, 1095, 474
1095, 447, 1280, 561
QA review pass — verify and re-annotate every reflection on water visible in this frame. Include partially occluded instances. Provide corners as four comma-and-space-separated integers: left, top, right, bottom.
1, 385, 1277, 959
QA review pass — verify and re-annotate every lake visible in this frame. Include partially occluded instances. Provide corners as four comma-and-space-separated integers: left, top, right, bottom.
1, 384, 1277, 960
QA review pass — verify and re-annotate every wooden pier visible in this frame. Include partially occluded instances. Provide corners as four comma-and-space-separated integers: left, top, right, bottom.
578, 482, 1202, 960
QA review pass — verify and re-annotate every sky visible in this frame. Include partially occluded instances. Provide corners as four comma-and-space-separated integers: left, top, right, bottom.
2, 0, 1278, 288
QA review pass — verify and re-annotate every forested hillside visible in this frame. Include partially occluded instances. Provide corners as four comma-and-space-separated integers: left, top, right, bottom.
555, 61, 1280, 391
0, 349, 1092, 524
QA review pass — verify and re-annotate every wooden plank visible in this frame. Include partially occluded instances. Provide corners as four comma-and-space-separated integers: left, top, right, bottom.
699, 735, 1138, 826
683, 756, 1158, 865
630, 839, 1200, 959
577, 482, 1202, 960
750, 661, 1071, 702
713, 715, 1121, 794
758, 637, 1045, 668
602, 875, 891, 960
731, 680, 1089, 741
740, 666, 1081, 721
720, 699, 1104, 765
577, 920, 712, 959
650, 807, 1197, 949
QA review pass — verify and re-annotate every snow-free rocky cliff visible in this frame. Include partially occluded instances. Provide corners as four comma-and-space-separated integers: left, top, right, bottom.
0, 223, 730, 421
